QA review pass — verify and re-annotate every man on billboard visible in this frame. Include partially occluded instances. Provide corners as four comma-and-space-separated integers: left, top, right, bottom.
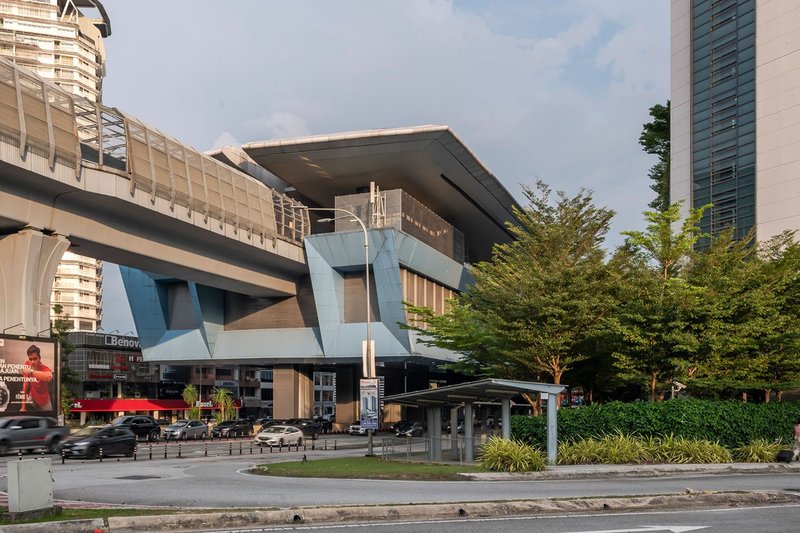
20, 345, 53, 412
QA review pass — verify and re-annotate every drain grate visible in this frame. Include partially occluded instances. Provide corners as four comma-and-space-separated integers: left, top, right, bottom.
114, 475, 161, 480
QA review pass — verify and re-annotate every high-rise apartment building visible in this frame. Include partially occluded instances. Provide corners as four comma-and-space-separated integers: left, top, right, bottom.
0, 0, 110, 330
671, 0, 800, 244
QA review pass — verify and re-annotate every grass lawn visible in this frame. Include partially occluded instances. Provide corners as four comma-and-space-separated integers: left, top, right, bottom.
251, 455, 487, 480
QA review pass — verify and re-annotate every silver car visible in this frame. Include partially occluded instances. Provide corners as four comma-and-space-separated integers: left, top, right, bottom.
253, 425, 304, 446
163, 419, 208, 440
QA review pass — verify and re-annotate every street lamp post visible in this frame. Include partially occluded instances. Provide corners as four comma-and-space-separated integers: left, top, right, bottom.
298, 206, 376, 455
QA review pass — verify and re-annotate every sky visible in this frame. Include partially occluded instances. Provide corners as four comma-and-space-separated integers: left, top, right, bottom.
96, 0, 670, 333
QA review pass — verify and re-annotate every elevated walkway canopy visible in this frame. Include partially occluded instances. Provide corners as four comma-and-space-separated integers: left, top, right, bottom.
384, 379, 565, 465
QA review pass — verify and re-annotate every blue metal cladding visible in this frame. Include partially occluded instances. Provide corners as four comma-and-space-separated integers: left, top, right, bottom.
691, 0, 756, 245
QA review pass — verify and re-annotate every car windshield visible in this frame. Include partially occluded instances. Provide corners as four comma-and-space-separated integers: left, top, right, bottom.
170, 421, 188, 428
0, 419, 15, 428
110, 416, 133, 425
73, 426, 103, 437
216, 421, 234, 427
265, 426, 288, 433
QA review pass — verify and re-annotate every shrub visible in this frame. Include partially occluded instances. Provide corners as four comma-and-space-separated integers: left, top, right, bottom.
511, 399, 800, 448
478, 436, 546, 472
558, 432, 653, 465
650, 434, 731, 464
733, 439, 784, 463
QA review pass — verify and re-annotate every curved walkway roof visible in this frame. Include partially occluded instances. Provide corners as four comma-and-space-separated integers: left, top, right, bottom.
383, 378, 565, 408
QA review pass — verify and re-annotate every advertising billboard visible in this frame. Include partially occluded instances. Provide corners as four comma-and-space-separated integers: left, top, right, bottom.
359, 378, 380, 430
0, 335, 60, 418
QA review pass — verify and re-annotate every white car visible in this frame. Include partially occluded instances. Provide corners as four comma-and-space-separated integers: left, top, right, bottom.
348, 424, 367, 435
253, 425, 304, 446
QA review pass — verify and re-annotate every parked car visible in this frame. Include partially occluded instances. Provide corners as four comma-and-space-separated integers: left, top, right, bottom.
60, 426, 136, 459
163, 419, 208, 440
284, 418, 320, 439
0, 416, 71, 455
314, 415, 333, 433
253, 425, 304, 447
348, 423, 367, 436
211, 419, 253, 438
110, 415, 161, 442
394, 421, 425, 438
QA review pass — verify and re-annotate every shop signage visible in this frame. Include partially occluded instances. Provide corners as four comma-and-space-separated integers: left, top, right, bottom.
103, 336, 140, 349
113, 373, 128, 381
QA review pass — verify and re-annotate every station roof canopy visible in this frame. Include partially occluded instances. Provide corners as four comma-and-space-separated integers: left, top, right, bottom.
237, 125, 521, 262
383, 378, 566, 408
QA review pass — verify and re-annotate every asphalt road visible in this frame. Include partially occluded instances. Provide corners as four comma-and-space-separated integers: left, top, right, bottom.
213, 504, 800, 533
1, 444, 799, 509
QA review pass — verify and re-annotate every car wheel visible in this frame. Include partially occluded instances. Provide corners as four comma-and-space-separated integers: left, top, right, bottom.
125, 445, 135, 457
297, 437, 303, 446
149, 430, 159, 442
48, 437, 61, 454
181, 432, 188, 441
199, 432, 206, 440
87, 446, 99, 460
278, 438, 284, 446
0, 441, 8, 455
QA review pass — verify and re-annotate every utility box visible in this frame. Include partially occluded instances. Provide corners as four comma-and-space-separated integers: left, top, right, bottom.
7, 458, 53, 513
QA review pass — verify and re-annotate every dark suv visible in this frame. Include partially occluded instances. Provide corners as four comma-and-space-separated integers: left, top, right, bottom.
211, 419, 253, 438
110, 415, 161, 442
284, 418, 320, 439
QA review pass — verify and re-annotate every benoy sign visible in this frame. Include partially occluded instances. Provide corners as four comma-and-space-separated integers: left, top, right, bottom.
104, 336, 140, 349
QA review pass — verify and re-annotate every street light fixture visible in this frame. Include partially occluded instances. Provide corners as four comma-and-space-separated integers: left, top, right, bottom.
298, 205, 377, 455
2, 323, 23, 335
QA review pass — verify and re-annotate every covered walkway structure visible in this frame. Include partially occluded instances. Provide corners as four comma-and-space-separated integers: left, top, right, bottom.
383, 379, 565, 465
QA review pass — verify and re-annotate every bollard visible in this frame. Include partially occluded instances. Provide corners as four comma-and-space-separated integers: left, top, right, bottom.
99, 447, 103, 462
204, 442, 208, 457
61, 448, 65, 464
259, 444, 263, 454
149, 444, 153, 460
164, 444, 167, 459
229, 442, 232, 456
324, 440, 327, 451
239, 442, 242, 455
178, 443, 182, 459
249, 442, 252, 455
40, 449, 44, 458
134, 446, 137, 461
334, 440, 337, 451
17, 449, 22, 460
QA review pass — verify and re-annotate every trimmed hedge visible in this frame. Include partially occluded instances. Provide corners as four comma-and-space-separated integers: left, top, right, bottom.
510, 399, 800, 449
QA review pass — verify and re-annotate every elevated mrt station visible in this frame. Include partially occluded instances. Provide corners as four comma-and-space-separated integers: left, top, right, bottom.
122, 127, 521, 426
0, 56, 520, 426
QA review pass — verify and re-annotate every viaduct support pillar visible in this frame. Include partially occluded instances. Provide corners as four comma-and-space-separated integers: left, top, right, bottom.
272, 364, 314, 419
0, 228, 69, 336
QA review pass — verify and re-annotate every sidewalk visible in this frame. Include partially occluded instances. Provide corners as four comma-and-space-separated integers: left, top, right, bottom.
1, 461, 799, 532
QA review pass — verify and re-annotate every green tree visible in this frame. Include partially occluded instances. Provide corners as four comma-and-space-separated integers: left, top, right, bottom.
212, 387, 236, 423
182, 384, 201, 420
610, 202, 708, 401
407, 181, 615, 394
50, 304, 79, 419
639, 101, 670, 212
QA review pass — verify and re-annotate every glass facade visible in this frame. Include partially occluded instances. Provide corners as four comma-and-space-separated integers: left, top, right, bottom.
692, 0, 756, 244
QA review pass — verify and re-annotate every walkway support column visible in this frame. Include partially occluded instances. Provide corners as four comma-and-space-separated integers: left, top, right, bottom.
545, 392, 558, 465
463, 402, 474, 463
427, 406, 442, 462
0, 228, 69, 336
449, 406, 459, 461
501, 398, 511, 440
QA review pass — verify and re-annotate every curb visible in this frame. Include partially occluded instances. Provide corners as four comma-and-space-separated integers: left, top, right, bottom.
4, 490, 794, 532
459, 462, 800, 480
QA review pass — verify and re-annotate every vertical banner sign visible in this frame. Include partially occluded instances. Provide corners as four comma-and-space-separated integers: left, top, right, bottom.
359, 378, 380, 430
0, 335, 60, 418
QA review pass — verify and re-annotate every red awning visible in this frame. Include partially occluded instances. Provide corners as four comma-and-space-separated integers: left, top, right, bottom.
69, 398, 242, 412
